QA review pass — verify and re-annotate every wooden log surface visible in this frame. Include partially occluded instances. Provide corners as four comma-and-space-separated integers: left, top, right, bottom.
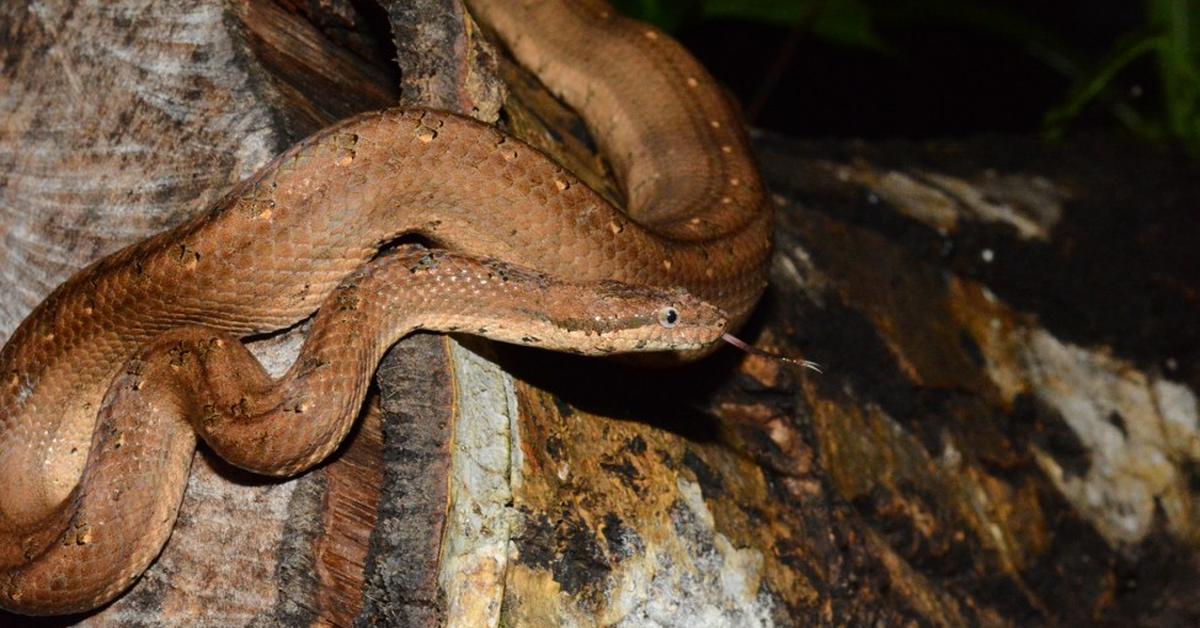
1, 1, 1198, 626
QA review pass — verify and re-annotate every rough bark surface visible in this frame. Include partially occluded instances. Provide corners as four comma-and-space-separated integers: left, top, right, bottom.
1, 1, 1198, 626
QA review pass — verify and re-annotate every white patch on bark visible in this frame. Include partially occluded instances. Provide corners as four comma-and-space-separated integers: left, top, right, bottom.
987, 328, 1200, 546
439, 341, 517, 628
602, 479, 774, 628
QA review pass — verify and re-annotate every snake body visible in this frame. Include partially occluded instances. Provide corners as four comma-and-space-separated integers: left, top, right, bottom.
0, 0, 770, 615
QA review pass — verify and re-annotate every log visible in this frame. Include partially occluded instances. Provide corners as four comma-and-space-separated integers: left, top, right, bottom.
2, 1, 1198, 626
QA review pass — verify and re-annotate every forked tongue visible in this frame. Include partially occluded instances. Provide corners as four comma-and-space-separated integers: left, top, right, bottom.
721, 333, 822, 373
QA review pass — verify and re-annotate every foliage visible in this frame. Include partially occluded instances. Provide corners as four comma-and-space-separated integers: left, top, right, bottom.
615, 0, 1200, 155
611, 0, 885, 49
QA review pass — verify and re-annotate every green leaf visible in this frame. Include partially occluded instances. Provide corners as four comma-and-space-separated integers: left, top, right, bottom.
808, 0, 887, 50
701, 0, 885, 50
699, 0, 816, 25
1043, 27, 1165, 136
612, 0, 884, 50
1149, 0, 1200, 145
610, 0, 700, 31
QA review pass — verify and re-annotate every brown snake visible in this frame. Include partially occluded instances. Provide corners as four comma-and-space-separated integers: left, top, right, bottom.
0, 0, 771, 615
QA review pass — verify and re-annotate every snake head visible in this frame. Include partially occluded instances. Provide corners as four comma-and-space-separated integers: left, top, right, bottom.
539, 281, 729, 355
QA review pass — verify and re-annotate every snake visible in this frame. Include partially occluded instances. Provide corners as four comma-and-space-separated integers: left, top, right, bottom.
0, 0, 771, 615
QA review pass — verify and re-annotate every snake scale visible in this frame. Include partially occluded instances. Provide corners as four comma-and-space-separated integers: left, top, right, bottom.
0, 0, 771, 615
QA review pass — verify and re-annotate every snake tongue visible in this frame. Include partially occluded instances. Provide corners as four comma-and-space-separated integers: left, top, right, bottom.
721, 333, 822, 373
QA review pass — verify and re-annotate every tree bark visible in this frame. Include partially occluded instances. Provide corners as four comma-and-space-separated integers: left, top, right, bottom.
2, 1, 1198, 626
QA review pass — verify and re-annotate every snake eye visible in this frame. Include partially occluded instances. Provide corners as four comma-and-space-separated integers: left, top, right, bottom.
658, 307, 679, 328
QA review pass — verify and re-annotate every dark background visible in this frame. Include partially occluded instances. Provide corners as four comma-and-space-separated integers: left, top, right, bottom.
616, 1, 1159, 141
